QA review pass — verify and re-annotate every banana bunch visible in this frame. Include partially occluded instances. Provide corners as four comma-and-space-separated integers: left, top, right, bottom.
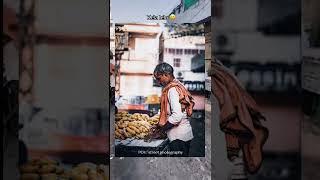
115, 112, 162, 140
115, 120, 151, 140
19, 158, 109, 180
115, 112, 152, 122
147, 114, 160, 126
130, 113, 150, 121
19, 158, 64, 180
115, 111, 130, 121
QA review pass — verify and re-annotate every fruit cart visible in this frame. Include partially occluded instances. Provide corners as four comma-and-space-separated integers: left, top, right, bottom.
114, 111, 170, 156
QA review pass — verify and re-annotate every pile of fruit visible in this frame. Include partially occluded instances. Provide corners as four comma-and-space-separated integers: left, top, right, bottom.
60, 163, 108, 180
148, 114, 160, 126
19, 158, 108, 180
114, 112, 160, 140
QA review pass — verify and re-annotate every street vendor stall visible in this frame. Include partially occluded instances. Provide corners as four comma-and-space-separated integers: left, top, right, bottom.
114, 111, 170, 156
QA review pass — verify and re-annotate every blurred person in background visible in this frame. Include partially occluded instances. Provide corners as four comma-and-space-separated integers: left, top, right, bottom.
147, 62, 195, 157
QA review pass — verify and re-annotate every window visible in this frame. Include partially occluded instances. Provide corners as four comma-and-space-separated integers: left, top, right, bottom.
168, 48, 176, 54
176, 49, 183, 55
185, 49, 192, 54
184, 49, 199, 55
192, 49, 198, 54
200, 50, 205, 54
168, 48, 183, 55
173, 58, 181, 67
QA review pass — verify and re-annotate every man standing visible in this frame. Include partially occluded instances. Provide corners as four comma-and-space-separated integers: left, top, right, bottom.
148, 62, 194, 157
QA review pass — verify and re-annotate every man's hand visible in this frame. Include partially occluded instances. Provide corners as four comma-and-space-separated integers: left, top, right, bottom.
144, 126, 162, 142
144, 122, 172, 142
150, 125, 160, 133
144, 131, 161, 142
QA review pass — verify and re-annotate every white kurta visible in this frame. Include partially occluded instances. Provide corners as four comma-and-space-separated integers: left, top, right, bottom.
166, 87, 194, 142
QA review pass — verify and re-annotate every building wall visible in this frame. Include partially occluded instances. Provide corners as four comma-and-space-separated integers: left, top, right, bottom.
233, 33, 300, 63
205, 22, 212, 91
302, 0, 320, 94
163, 34, 206, 111
302, 0, 320, 25
118, 24, 161, 97
35, 0, 107, 36
32, 0, 108, 109
214, 0, 258, 31
33, 45, 108, 109
214, 0, 300, 63
120, 75, 161, 97
125, 35, 159, 60
163, 36, 205, 80
110, 15, 115, 87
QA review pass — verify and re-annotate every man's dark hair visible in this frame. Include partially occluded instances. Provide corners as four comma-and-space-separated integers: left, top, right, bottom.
153, 62, 174, 77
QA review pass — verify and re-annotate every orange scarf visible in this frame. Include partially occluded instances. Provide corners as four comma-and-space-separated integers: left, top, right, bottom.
209, 62, 269, 174
158, 79, 194, 126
